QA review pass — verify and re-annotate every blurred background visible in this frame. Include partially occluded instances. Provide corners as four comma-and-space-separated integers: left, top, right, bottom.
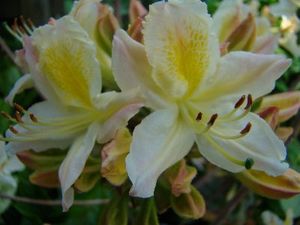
1, 0, 300, 225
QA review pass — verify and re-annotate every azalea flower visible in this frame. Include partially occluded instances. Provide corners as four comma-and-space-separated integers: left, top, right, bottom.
112, 0, 291, 197
0, 141, 24, 214
1, 16, 142, 210
5, 0, 119, 102
270, 0, 300, 18
213, 0, 278, 54
269, 0, 300, 57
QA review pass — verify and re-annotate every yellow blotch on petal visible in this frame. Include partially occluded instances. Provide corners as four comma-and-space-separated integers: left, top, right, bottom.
32, 16, 102, 108
163, 20, 209, 97
144, 2, 211, 99
40, 44, 93, 108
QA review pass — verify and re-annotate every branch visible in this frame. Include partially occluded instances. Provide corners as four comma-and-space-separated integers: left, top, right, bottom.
0, 193, 109, 206
211, 186, 249, 225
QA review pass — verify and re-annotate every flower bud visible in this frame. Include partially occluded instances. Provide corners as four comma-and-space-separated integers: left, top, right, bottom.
129, 0, 148, 24
101, 128, 131, 186
171, 186, 206, 219
70, 0, 120, 88
164, 160, 197, 197
236, 169, 300, 199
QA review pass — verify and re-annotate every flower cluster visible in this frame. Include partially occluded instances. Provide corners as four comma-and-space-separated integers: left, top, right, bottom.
1, 0, 300, 222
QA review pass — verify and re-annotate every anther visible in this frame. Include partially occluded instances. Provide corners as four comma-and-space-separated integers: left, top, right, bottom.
234, 95, 246, 109
9, 126, 18, 134
27, 18, 35, 29
29, 113, 38, 122
244, 94, 253, 110
240, 122, 252, 135
14, 103, 25, 113
245, 158, 254, 170
15, 111, 23, 123
207, 114, 218, 127
196, 112, 203, 121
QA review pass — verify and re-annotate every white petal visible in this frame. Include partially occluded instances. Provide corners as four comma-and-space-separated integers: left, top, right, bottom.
5, 74, 33, 105
252, 34, 279, 54
3, 156, 24, 174
32, 16, 102, 108
194, 52, 291, 108
112, 30, 168, 109
0, 174, 17, 214
143, 0, 219, 98
93, 89, 143, 142
196, 113, 288, 176
58, 123, 99, 211
270, 0, 298, 17
5, 101, 77, 154
23, 36, 61, 104
5, 139, 71, 155
0, 141, 7, 165
126, 108, 194, 197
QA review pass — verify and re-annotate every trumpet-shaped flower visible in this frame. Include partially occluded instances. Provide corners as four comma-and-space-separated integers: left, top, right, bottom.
213, 0, 278, 54
1, 16, 142, 210
269, 0, 300, 57
5, 0, 119, 102
270, 0, 300, 18
112, 0, 291, 197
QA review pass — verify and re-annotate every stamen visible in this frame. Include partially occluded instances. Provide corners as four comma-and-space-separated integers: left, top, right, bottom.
207, 114, 218, 127
240, 122, 252, 135
205, 135, 245, 167
1, 111, 13, 120
20, 16, 33, 34
234, 95, 246, 109
29, 113, 38, 122
209, 123, 252, 140
245, 158, 254, 170
244, 94, 253, 110
14, 103, 25, 113
196, 112, 202, 121
3, 22, 22, 42
9, 126, 18, 134
15, 111, 23, 123
27, 18, 35, 30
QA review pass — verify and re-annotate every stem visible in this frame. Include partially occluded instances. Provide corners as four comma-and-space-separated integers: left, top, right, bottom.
211, 186, 249, 225
0, 193, 109, 206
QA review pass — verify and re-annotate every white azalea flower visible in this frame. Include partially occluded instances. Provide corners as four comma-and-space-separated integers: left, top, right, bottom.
112, 0, 291, 197
1, 16, 142, 210
270, 0, 300, 18
0, 141, 24, 214
213, 0, 278, 54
